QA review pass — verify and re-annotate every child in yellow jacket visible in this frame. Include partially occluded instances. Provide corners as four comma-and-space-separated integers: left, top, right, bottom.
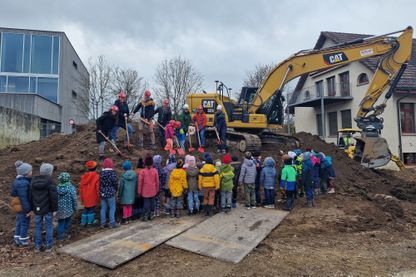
198, 153, 220, 216
168, 159, 188, 218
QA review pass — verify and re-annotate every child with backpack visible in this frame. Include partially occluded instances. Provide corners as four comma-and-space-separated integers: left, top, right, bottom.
168, 159, 188, 218
79, 161, 99, 227
119, 161, 138, 224
199, 153, 220, 216
260, 157, 277, 208
186, 155, 200, 215
56, 172, 77, 240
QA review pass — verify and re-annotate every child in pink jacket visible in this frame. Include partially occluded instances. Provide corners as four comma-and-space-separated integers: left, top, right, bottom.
137, 155, 159, 221
164, 120, 175, 155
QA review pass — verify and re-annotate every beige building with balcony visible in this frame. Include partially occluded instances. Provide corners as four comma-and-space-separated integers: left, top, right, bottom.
289, 31, 416, 166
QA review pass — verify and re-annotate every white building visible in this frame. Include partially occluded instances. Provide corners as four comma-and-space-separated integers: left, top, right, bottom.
288, 31, 416, 166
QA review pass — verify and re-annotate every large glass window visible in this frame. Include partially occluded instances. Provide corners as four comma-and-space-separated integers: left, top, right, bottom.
400, 103, 416, 133
52, 36, 59, 74
7, 76, 29, 93
341, 109, 352, 128
0, 76, 6, 92
328, 111, 338, 136
37, 77, 58, 102
31, 35, 52, 74
1, 33, 24, 73
23, 34, 31, 73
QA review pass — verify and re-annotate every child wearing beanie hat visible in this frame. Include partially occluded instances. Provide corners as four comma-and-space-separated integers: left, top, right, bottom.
119, 160, 138, 224
138, 154, 159, 221
199, 153, 220, 216
56, 172, 77, 240
79, 161, 100, 227
99, 158, 119, 228
11, 161, 33, 246
30, 162, 57, 252
168, 159, 188, 218
219, 156, 235, 213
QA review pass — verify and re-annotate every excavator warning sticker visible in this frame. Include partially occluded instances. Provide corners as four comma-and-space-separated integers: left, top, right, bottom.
360, 48, 374, 57
201, 99, 217, 114
323, 52, 348, 65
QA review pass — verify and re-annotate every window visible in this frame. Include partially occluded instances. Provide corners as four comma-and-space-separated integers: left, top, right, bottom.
328, 111, 338, 136
7, 76, 29, 93
316, 114, 323, 136
304, 90, 310, 100
400, 103, 415, 133
339, 71, 350, 96
23, 34, 31, 73
315, 80, 324, 97
40, 118, 61, 138
327, 76, 336, 96
403, 153, 416, 165
1, 33, 24, 72
72, 61, 78, 70
341, 109, 352, 128
357, 73, 369, 85
0, 76, 6, 92
31, 35, 52, 74
37, 77, 58, 102
30, 77, 37, 93
52, 37, 60, 74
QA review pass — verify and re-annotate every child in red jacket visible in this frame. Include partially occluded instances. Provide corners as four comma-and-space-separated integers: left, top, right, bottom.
164, 120, 176, 155
79, 161, 100, 227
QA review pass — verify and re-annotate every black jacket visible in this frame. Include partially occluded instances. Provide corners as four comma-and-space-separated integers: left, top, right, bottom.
30, 175, 57, 215
133, 98, 155, 120
155, 106, 172, 126
114, 99, 130, 128
96, 111, 116, 143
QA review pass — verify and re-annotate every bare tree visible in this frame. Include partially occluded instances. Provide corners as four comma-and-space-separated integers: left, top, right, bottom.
75, 55, 113, 119
243, 63, 275, 88
154, 56, 203, 115
111, 67, 148, 111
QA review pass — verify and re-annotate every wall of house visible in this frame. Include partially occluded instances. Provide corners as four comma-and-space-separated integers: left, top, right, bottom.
0, 106, 40, 149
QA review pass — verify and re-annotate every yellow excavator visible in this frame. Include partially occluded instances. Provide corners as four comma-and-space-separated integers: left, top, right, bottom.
186, 26, 413, 169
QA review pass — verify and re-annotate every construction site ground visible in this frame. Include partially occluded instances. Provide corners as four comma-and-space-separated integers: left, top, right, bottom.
0, 125, 416, 276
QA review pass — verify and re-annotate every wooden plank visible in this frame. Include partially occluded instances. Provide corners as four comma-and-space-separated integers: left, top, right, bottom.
59, 216, 205, 269
166, 207, 289, 263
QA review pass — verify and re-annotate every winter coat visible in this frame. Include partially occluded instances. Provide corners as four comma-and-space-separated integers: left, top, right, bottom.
118, 170, 138, 204
114, 99, 130, 128
165, 123, 175, 139
186, 166, 200, 192
29, 175, 57, 215
79, 172, 100, 208
168, 169, 188, 197
96, 111, 116, 143
302, 158, 313, 188
133, 98, 155, 120
99, 169, 118, 199
11, 177, 32, 213
214, 110, 226, 130
192, 112, 207, 129
56, 182, 77, 219
179, 111, 192, 133
163, 162, 177, 190
153, 156, 166, 192
220, 164, 234, 192
175, 127, 186, 142
138, 167, 159, 198
260, 157, 277, 190
155, 106, 172, 126
280, 165, 297, 191
230, 161, 241, 186
198, 164, 220, 190
238, 158, 257, 184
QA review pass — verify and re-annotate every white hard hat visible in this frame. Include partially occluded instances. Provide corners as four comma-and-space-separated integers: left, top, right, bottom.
183, 104, 189, 109
217, 105, 222, 110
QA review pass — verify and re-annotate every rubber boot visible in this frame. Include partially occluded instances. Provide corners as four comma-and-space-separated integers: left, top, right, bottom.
208, 205, 213, 216
80, 214, 88, 226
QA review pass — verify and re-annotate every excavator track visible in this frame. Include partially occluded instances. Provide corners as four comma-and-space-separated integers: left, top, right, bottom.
226, 130, 262, 152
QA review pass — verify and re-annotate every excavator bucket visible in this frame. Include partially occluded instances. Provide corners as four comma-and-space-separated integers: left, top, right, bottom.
354, 137, 391, 168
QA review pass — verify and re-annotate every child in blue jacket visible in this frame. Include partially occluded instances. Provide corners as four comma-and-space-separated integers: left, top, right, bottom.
260, 157, 277, 208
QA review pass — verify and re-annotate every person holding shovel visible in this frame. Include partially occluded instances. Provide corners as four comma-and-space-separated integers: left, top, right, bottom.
111, 91, 133, 149
192, 105, 207, 148
132, 90, 156, 149
155, 98, 172, 147
214, 105, 227, 153
96, 105, 118, 160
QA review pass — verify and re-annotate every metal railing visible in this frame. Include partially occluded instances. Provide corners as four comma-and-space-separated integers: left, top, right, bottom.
288, 82, 351, 105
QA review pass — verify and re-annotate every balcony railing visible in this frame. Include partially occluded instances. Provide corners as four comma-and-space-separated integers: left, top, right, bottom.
288, 82, 351, 105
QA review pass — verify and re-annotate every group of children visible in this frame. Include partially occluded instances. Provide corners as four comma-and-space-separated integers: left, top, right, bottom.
10, 146, 335, 253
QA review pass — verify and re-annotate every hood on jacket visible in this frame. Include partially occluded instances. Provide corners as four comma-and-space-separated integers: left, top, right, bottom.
264, 157, 276, 167
82, 172, 98, 183
243, 158, 255, 167
122, 170, 137, 181
57, 182, 73, 195
200, 163, 218, 173
303, 151, 311, 161
153, 155, 162, 167
186, 166, 199, 177
31, 175, 52, 190
220, 164, 233, 173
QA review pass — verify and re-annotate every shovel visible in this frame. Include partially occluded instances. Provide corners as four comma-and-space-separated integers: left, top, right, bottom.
188, 126, 195, 152
174, 136, 186, 156
124, 114, 133, 152
97, 130, 128, 158
195, 124, 204, 153
214, 127, 222, 144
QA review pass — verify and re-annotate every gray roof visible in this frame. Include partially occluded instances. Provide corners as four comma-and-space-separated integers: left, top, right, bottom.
293, 30, 416, 99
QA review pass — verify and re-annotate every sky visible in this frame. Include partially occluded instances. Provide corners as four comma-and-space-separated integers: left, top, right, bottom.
1, 0, 415, 95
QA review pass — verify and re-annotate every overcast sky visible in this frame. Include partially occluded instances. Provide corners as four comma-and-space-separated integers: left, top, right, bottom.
1, 0, 415, 94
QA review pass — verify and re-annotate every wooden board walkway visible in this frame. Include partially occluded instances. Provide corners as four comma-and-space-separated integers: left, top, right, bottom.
166, 207, 289, 263
59, 216, 205, 269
